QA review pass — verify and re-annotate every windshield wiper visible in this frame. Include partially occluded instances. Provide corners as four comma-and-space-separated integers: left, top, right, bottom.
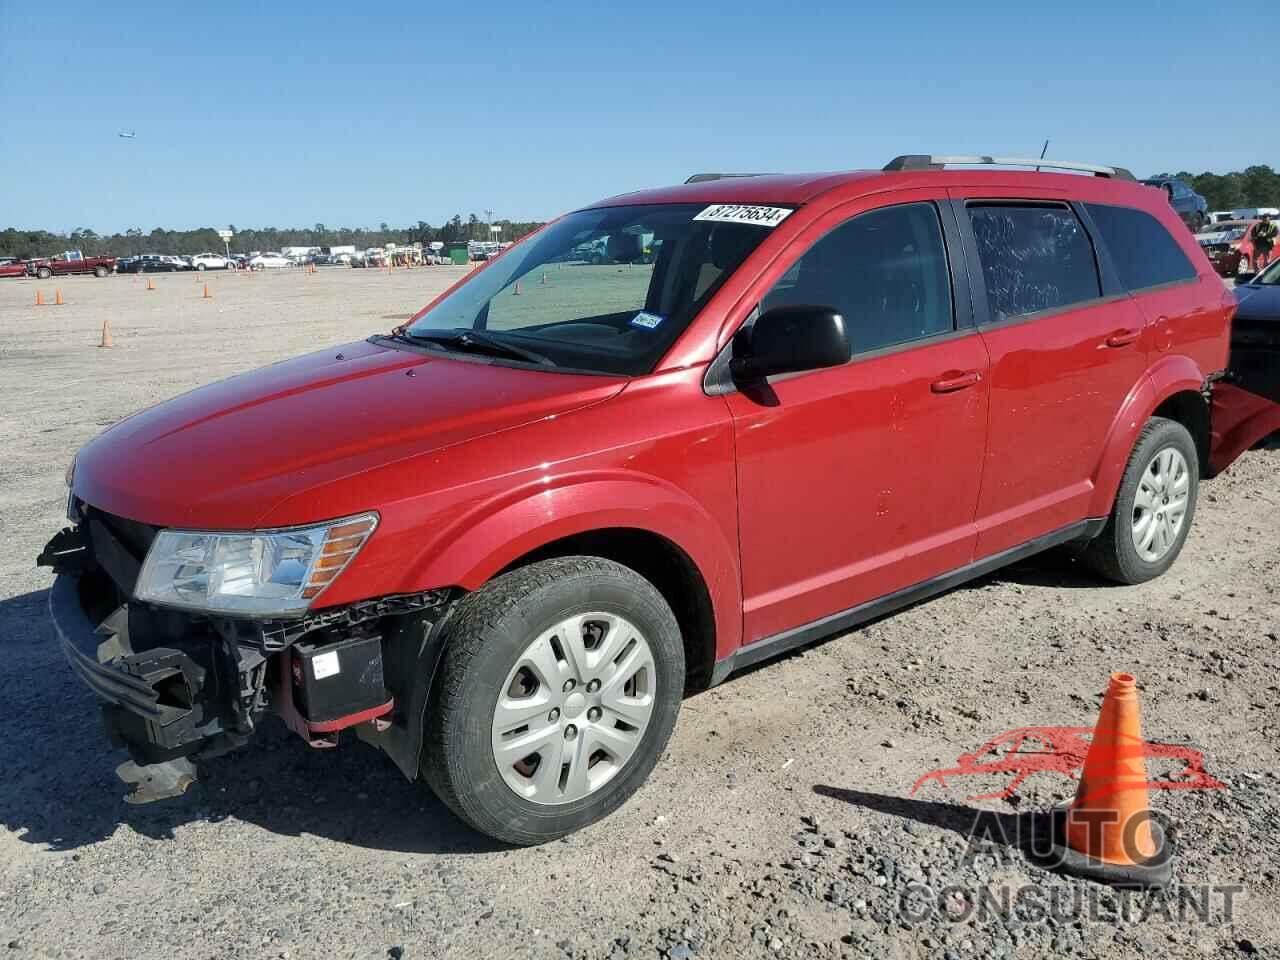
395, 328, 555, 366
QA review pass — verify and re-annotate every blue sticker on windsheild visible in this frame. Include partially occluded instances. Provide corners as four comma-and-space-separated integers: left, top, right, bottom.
631, 311, 664, 330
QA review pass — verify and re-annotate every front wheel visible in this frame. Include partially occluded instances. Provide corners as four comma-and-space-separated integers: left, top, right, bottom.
422, 556, 685, 845
196, 263, 206, 271
36, 266, 51, 279
1080, 417, 1199, 584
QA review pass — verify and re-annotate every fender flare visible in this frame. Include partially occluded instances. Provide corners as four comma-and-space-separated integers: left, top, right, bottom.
1088, 358, 1208, 518
404, 471, 743, 661
366, 474, 743, 782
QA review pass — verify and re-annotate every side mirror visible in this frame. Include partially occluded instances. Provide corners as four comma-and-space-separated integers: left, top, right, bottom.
730, 305, 851, 382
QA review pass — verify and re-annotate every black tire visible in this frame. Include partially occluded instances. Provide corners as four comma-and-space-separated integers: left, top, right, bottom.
422, 556, 685, 845
1080, 417, 1199, 584
94, 265, 108, 278
196, 263, 206, 271
36, 266, 51, 280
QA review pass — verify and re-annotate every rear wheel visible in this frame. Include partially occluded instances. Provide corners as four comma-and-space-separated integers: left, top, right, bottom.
94, 265, 108, 278
1080, 417, 1199, 584
422, 557, 684, 845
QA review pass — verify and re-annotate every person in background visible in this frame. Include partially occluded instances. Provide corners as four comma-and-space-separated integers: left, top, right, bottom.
1250, 213, 1277, 273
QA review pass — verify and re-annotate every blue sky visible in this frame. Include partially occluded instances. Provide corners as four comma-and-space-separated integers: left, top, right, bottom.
1, 1, 1272, 233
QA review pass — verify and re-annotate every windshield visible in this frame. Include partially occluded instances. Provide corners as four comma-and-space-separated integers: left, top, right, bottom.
1253, 258, 1280, 285
406, 203, 777, 375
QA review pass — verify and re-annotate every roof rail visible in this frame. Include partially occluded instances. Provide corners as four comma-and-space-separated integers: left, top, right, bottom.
684, 173, 775, 184
882, 154, 1135, 181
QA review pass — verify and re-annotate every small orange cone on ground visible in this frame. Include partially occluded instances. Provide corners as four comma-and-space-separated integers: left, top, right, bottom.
1050, 672, 1173, 887
55, 289, 64, 305
146, 278, 156, 291
35, 290, 44, 306
99, 320, 114, 348
201, 283, 211, 299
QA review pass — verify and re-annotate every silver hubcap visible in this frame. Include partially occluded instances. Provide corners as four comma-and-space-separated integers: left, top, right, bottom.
491, 612, 656, 805
1131, 446, 1190, 562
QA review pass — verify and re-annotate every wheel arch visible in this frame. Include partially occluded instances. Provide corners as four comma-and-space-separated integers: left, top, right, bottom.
1088, 361, 1211, 517
498, 527, 719, 693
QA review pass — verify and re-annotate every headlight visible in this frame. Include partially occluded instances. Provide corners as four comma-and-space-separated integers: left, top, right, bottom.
65, 453, 81, 523
135, 513, 378, 617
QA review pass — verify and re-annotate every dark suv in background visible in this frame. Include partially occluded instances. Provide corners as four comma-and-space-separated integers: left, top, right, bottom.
1141, 177, 1209, 231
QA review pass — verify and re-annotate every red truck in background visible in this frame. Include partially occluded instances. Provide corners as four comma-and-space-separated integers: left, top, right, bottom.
27, 250, 117, 279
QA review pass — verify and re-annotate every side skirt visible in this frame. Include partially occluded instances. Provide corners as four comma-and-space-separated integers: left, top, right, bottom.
709, 518, 1107, 686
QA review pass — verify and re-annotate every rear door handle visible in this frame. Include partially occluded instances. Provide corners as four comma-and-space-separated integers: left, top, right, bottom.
930, 371, 983, 393
1105, 328, 1141, 348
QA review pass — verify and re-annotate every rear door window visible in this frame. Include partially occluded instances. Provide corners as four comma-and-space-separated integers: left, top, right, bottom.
965, 204, 1101, 321
761, 202, 954, 355
1083, 203, 1198, 292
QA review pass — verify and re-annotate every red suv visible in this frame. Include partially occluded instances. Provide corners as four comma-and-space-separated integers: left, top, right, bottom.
41, 155, 1251, 844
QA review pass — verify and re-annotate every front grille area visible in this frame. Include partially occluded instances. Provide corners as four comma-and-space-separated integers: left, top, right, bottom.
84, 508, 161, 597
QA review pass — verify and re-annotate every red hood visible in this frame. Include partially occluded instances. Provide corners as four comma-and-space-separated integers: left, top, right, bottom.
75, 339, 625, 528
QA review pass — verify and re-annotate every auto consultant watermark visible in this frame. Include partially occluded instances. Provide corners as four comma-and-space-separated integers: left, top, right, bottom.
898, 878, 1244, 925
898, 724, 1235, 925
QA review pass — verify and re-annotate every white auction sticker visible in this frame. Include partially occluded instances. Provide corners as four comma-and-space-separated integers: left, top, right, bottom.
693, 204, 793, 228
312, 650, 341, 680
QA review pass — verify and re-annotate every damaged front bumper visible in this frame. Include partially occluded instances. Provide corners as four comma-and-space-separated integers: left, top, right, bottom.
39, 517, 455, 801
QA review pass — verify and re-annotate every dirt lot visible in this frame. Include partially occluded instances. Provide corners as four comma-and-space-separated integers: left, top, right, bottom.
0, 269, 1276, 960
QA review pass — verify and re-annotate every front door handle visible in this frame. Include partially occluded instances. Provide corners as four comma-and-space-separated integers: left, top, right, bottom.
1105, 328, 1141, 348
931, 371, 983, 394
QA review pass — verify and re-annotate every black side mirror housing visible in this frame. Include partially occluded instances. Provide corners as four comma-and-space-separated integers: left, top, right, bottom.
730, 305, 851, 382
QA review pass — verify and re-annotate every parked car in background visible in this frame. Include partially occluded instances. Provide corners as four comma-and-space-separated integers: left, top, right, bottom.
1141, 177, 1209, 230
190, 253, 233, 271
0, 256, 29, 278
42, 155, 1250, 846
121, 255, 184, 274
1207, 211, 1237, 225
248, 252, 291, 269
27, 250, 117, 279
1232, 207, 1280, 221
350, 249, 386, 268
1196, 219, 1276, 277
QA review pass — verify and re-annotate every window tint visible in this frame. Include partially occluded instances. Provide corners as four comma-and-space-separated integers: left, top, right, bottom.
1084, 203, 1198, 291
966, 204, 1101, 320
761, 202, 953, 354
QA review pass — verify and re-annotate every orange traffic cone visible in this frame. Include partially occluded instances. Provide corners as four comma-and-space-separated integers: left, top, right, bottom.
1049, 672, 1172, 887
146, 278, 156, 291
201, 283, 211, 300
35, 290, 45, 306
55, 289, 64, 305
99, 319, 114, 348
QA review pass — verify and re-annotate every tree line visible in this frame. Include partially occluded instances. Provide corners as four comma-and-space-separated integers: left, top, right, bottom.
5, 165, 1278, 260
0, 214, 546, 260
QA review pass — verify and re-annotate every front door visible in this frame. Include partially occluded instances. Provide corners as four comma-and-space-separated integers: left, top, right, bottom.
725, 197, 990, 643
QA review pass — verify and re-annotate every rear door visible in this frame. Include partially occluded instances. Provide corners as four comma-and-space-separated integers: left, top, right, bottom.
726, 193, 990, 642
950, 190, 1150, 558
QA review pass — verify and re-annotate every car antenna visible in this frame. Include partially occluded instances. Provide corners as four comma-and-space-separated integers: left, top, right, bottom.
1035, 139, 1049, 172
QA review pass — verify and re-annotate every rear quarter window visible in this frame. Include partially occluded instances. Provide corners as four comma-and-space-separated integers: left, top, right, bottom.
1084, 203, 1197, 291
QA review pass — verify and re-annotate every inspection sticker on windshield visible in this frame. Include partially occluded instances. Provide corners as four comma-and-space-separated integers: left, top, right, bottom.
630, 311, 665, 330
693, 204, 793, 228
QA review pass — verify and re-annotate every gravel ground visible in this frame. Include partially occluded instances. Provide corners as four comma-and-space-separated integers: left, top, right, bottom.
0, 269, 1276, 960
